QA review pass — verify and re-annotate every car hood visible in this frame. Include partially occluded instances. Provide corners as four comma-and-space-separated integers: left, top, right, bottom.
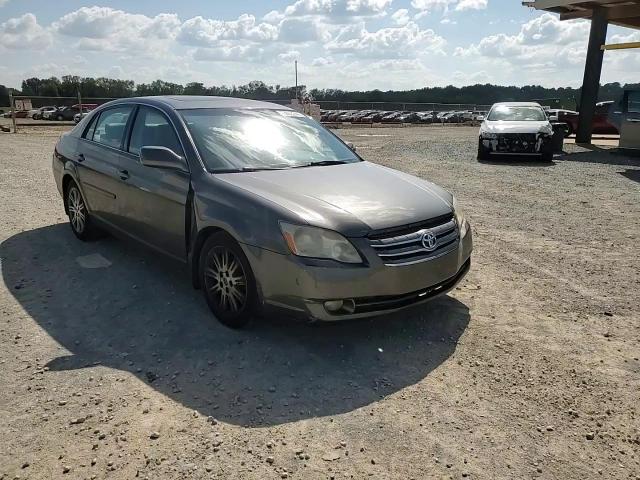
482, 120, 552, 134
216, 162, 453, 236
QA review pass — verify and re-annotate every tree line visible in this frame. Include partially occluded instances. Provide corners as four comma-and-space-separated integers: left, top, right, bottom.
1, 75, 638, 109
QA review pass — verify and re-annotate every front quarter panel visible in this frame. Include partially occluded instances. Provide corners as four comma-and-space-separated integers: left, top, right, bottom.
192, 173, 295, 255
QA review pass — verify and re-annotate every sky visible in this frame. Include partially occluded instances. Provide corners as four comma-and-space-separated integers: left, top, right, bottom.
0, 0, 638, 91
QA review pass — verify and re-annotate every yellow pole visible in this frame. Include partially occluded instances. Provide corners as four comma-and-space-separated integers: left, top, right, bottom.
601, 42, 640, 51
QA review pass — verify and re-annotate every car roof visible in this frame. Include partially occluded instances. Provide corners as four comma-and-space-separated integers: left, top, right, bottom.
133, 95, 291, 111
491, 102, 542, 108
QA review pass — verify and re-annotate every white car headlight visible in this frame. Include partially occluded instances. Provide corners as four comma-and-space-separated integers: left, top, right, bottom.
452, 197, 468, 237
280, 222, 362, 264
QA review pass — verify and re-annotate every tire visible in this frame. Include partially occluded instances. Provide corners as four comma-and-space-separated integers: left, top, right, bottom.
199, 232, 258, 329
56, 114, 63, 121
65, 181, 100, 241
541, 151, 554, 162
477, 140, 490, 161
565, 123, 574, 137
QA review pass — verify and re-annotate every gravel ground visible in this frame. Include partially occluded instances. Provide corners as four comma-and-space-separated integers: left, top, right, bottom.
0, 124, 639, 480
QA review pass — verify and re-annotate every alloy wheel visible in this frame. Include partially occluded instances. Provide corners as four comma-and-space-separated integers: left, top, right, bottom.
204, 248, 247, 313
68, 187, 86, 234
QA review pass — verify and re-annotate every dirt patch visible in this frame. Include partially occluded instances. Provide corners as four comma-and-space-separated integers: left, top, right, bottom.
1, 126, 638, 479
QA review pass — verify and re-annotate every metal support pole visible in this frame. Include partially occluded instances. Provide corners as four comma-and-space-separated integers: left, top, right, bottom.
576, 7, 608, 143
294, 60, 298, 101
8, 91, 17, 133
77, 90, 83, 120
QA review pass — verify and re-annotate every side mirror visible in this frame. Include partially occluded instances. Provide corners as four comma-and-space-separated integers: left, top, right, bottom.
140, 146, 188, 173
347, 142, 357, 152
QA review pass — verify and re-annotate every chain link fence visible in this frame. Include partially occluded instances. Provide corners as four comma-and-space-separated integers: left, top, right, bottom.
2, 94, 493, 133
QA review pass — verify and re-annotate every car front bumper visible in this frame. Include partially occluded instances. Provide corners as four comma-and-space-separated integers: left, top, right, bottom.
242, 225, 472, 321
481, 133, 552, 155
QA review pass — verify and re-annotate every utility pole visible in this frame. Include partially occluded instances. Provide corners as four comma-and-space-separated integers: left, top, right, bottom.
295, 60, 298, 101
8, 90, 16, 133
77, 90, 83, 121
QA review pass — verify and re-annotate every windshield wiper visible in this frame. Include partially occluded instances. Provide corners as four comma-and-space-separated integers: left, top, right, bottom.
214, 166, 288, 173
293, 160, 349, 168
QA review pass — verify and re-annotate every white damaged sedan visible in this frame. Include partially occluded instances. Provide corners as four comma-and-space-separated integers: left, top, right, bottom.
478, 102, 554, 162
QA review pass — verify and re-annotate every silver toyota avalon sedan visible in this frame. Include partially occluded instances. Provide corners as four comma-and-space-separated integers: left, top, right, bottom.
52, 96, 472, 328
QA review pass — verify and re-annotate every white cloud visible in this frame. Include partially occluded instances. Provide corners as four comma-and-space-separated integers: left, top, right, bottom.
285, 0, 393, 17
455, 13, 589, 65
278, 50, 301, 62
0, 0, 10, 7
54, 7, 180, 55
278, 17, 329, 43
193, 43, 267, 62
178, 14, 278, 46
411, 0, 487, 14
311, 56, 335, 66
264, 0, 393, 25
455, 0, 487, 11
0, 13, 51, 49
391, 8, 410, 26
327, 21, 446, 58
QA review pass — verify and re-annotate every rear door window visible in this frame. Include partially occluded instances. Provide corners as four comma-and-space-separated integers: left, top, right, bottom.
83, 113, 99, 140
92, 106, 134, 149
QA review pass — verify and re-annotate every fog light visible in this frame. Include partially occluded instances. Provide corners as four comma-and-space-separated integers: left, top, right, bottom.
324, 300, 344, 313
342, 299, 356, 314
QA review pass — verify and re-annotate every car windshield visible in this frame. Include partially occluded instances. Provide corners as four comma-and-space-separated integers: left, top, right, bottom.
180, 108, 360, 172
487, 106, 547, 121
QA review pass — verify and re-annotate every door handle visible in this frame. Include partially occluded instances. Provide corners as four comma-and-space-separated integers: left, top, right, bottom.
77, 153, 85, 163
118, 169, 130, 180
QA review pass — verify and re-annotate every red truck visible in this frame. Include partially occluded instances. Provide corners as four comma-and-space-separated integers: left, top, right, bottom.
558, 101, 619, 136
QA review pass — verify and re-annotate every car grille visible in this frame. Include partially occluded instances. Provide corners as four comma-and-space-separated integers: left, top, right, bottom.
368, 213, 459, 266
496, 133, 539, 153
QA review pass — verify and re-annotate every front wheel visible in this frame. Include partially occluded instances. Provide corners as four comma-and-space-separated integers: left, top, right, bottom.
541, 151, 554, 162
565, 123, 574, 137
477, 140, 490, 161
199, 233, 258, 329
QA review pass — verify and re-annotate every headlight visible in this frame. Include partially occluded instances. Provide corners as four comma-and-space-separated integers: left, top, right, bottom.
280, 222, 362, 264
452, 197, 468, 237
481, 132, 497, 139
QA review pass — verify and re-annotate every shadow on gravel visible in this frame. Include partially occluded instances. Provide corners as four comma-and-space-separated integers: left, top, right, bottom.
478, 155, 555, 167
1, 224, 470, 427
557, 149, 640, 167
620, 168, 640, 184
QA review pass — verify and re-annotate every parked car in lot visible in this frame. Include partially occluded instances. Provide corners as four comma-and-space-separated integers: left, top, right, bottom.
557, 101, 619, 136
546, 108, 576, 122
472, 111, 488, 122
53, 96, 472, 328
73, 110, 90, 123
478, 102, 554, 161
48, 106, 83, 121
397, 112, 419, 123
2, 110, 29, 118
29, 106, 58, 120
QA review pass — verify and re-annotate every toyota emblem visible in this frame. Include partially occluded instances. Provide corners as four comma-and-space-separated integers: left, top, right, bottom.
421, 230, 438, 251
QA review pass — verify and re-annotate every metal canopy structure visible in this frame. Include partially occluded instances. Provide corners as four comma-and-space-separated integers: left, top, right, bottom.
524, 0, 640, 142
526, 0, 640, 28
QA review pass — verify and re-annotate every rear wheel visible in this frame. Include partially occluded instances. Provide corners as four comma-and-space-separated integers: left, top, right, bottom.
66, 181, 100, 241
199, 232, 258, 329
56, 114, 63, 121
